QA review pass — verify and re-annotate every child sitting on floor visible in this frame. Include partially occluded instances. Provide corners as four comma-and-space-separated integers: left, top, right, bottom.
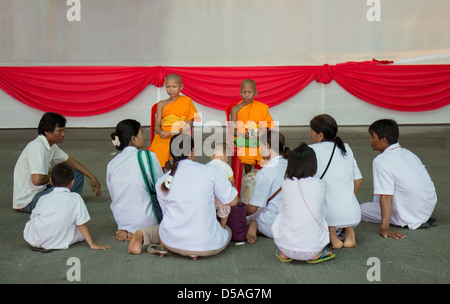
206, 142, 235, 228
23, 162, 110, 251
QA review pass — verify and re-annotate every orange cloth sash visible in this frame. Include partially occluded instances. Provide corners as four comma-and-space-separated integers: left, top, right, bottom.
235, 100, 274, 166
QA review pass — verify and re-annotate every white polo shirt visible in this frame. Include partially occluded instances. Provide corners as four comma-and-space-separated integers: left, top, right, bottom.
13, 135, 68, 209
23, 187, 90, 250
206, 159, 234, 180
156, 159, 238, 252
373, 143, 437, 229
106, 147, 164, 233
248, 156, 288, 238
310, 141, 362, 228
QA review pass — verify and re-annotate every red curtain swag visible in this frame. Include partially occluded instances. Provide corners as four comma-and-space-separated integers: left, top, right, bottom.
0, 60, 449, 116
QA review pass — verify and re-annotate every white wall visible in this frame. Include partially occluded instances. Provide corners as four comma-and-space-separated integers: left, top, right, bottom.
1, 0, 449, 128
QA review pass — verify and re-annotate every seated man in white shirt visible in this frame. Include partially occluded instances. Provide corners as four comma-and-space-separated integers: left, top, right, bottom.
13, 112, 102, 213
361, 119, 437, 239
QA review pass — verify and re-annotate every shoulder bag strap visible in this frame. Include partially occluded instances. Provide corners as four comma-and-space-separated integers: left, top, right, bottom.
137, 150, 155, 194
137, 150, 160, 221
144, 150, 156, 193
267, 187, 282, 204
320, 142, 337, 179
297, 181, 329, 233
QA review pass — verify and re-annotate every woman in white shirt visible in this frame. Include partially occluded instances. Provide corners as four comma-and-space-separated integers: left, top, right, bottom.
128, 133, 239, 259
272, 143, 335, 263
309, 114, 362, 249
107, 119, 164, 241
246, 130, 290, 243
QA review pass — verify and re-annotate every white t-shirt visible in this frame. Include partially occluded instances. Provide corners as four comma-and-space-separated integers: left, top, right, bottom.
106, 147, 164, 233
310, 141, 362, 228
206, 159, 234, 180
13, 135, 69, 209
155, 159, 238, 252
23, 187, 90, 249
248, 156, 288, 238
373, 143, 437, 229
272, 177, 329, 255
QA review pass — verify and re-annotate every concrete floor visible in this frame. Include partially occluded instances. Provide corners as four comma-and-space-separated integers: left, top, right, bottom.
0, 125, 449, 285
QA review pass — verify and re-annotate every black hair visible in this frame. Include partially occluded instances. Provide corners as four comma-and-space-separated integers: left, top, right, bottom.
310, 114, 347, 156
111, 119, 141, 151
160, 133, 194, 194
285, 143, 318, 180
37, 112, 66, 135
259, 129, 290, 159
368, 119, 399, 145
51, 162, 74, 187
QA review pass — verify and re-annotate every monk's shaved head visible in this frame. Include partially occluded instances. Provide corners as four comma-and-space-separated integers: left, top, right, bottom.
241, 79, 257, 90
166, 73, 182, 85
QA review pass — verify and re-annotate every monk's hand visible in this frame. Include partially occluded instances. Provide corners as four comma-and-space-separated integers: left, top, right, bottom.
159, 131, 170, 139
379, 229, 406, 239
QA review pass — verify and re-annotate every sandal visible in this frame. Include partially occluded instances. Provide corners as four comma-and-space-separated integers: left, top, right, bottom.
146, 244, 168, 257
275, 249, 293, 263
306, 250, 335, 264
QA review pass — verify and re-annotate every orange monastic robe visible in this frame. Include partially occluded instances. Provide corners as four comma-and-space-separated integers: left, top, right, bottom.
149, 95, 200, 167
235, 100, 274, 166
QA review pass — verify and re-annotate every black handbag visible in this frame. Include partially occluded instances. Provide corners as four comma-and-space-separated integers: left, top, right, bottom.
137, 150, 163, 223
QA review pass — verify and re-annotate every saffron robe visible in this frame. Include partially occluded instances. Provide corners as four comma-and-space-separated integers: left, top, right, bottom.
234, 100, 274, 166
149, 95, 200, 167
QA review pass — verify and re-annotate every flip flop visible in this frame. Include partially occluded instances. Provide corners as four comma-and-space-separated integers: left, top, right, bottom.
306, 250, 335, 264
275, 249, 293, 263
147, 244, 168, 257
419, 218, 437, 228
29, 245, 54, 253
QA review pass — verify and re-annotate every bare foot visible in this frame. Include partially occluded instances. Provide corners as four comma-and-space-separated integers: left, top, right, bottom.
329, 227, 344, 249
116, 230, 128, 241
343, 227, 357, 248
189, 255, 199, 260
126, 232, 134, 242
128, 230, 144, 254
246, 221, 258, 244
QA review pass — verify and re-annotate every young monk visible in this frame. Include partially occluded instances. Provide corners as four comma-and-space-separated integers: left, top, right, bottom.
230, 79, 275, 174
149, 74, 200, 171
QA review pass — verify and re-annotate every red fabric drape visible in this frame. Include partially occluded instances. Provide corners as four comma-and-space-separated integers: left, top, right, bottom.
164, 66, 320, 110
0, 66, 165, 116
0, 61, 448, 116
330, 62, 450, 111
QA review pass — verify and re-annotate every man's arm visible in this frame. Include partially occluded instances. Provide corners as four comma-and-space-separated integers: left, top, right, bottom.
379, 195, 406, 239
65, 157, 101, 196
31, 173, 50, 186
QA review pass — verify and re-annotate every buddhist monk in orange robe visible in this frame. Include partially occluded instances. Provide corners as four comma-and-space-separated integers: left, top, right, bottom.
231, 79, 274, 174
149, 74, 200, 170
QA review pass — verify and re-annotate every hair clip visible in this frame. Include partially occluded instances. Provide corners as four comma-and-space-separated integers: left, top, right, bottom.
111, 136, 121, 147
165, 175, 174, 189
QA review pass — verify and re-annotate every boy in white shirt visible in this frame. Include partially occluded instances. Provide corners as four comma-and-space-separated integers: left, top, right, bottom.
206, 143, 234, 227
23, 162, 110, 251
361, 119, 437, 239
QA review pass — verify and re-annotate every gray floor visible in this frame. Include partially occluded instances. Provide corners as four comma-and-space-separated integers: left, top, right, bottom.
0, 125, 449, 284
